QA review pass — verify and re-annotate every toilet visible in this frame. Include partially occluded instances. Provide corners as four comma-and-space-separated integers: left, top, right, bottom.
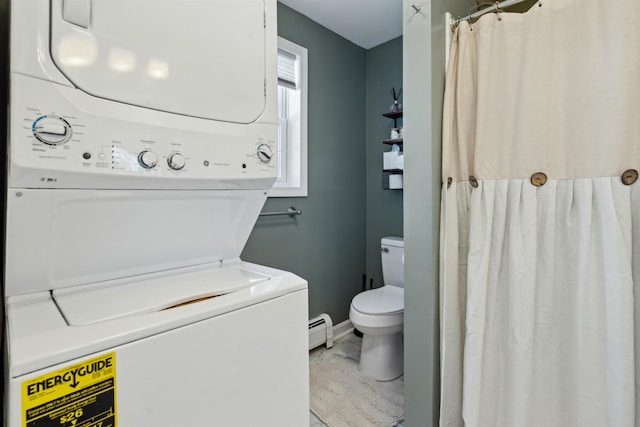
349, 236, 404, 381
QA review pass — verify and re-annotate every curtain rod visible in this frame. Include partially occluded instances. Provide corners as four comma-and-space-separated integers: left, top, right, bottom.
452, 0, 536, 27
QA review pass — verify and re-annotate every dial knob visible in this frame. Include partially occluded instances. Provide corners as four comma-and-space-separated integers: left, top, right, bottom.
257, 144, 273, 163
138, 150, 158, 169
32, 115, 72, 145
167, 153, 186, 170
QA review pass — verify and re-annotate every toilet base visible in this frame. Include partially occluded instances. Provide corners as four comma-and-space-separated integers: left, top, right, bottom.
358, 332, 403, 381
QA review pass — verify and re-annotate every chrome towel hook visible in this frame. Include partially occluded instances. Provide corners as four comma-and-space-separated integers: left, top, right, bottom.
409, 2, 421, 14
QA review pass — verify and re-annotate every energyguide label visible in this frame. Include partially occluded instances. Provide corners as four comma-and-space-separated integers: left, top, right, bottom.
22, 352, 117, 427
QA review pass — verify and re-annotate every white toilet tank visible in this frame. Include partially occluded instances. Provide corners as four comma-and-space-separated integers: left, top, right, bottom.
381, 237, 404, 288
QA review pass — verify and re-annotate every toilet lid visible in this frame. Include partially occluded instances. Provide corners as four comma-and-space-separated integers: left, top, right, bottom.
351, 286, 404, 315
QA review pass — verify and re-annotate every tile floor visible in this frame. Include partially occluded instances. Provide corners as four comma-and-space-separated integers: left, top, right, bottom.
308, 331, 404, 427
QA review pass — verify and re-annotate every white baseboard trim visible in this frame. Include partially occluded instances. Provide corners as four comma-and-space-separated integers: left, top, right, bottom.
332, 319, 354, 341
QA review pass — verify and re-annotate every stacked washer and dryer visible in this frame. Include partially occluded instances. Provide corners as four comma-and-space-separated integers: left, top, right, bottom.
3, 1, 309, 426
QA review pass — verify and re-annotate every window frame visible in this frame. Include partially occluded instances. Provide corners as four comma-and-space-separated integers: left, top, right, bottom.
269, 37, 308, 198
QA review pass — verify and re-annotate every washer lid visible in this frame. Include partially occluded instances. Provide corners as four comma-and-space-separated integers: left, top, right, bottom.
53, 264, 271, 326
351, 286, 404, 315
50, 0, 267, 123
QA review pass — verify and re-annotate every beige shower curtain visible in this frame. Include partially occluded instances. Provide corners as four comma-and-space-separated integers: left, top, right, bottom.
439, 1, 640, 426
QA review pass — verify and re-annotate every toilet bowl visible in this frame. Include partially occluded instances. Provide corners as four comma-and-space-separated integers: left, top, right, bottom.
349, 237, 404, 381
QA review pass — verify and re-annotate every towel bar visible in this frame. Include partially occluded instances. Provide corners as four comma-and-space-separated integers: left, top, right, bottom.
258, 206, 302, 217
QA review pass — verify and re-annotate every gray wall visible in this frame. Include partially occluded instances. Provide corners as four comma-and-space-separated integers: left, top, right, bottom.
242, 3, 368, 323
243, 5, 405, 325
365, 37, 404, 289
403, 0, 474, 425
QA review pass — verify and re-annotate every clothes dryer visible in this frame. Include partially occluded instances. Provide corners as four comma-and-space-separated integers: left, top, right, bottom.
4, 1, 309, 426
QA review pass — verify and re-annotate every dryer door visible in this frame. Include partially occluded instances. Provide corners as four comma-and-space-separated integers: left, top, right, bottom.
50, 0, 267, 124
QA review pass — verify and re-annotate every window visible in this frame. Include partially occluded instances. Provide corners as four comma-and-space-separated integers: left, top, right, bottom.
270, 37, 308, 197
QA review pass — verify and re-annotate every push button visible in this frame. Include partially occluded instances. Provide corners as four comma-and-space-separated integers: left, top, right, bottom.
530, 172, 547, 187
621, 169, 638, 186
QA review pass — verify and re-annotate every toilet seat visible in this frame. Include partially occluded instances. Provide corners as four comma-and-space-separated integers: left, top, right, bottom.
351, 285, 403, 315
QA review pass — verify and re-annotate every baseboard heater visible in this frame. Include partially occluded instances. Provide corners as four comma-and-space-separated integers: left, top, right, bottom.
308, 313, 334, 350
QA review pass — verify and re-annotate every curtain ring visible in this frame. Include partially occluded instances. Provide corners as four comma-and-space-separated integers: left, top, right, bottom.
449, 16, 459, 33
495, 1, 502, 21
447, 177, 453, 189
469, 176, 479, 188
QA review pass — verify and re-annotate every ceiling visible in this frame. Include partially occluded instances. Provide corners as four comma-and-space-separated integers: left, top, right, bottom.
278, 0, 403, 50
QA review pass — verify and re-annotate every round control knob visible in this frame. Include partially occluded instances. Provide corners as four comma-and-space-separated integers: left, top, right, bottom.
138, 150, 158, 169
167, 153, 186, 170
32, 115, 72, 145
257, 144, 273, 163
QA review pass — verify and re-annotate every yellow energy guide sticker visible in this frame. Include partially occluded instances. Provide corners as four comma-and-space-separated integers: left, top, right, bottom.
22, 352, 117, 427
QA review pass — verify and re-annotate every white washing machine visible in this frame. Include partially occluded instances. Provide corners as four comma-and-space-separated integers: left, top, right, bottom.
3, 1, 309, 426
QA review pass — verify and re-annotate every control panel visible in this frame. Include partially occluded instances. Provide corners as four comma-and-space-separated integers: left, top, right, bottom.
10, 74, 278, 189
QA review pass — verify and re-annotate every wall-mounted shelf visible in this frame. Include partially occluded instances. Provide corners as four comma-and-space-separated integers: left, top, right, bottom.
382, 111, 403, 128
382, 110, 403, 190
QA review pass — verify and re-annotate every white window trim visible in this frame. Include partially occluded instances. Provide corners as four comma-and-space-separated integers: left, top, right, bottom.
269, 37, 308, 198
